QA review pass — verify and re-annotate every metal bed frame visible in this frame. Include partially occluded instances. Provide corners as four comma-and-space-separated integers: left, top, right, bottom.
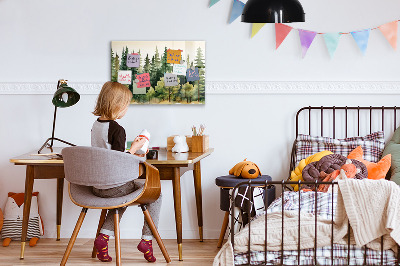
230, 106, 400, 266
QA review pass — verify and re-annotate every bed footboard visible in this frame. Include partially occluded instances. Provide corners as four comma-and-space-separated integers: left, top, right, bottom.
230, 180, 400, 266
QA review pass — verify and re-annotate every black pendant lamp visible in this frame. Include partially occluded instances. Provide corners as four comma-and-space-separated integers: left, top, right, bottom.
242, 0, 305, 23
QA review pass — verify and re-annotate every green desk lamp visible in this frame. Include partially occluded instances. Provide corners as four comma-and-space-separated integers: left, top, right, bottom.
38, 79, 80, 154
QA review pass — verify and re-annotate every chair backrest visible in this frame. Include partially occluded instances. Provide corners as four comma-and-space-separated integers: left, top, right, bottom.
62, 146, 144, 187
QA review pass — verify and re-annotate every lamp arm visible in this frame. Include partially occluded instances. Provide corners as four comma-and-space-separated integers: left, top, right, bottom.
50, 105, 57, 148
50, 79, 61, 148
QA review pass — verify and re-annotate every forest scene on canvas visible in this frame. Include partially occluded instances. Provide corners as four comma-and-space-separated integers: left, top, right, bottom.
111, 41, 205, 104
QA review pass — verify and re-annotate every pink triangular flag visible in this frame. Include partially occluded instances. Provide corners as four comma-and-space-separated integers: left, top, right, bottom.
275, 23, 293, 49
298, 29, 317, 58
378, 21, 398, 50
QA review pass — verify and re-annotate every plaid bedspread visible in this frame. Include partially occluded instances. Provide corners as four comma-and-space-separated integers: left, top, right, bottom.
234, 191, 397, 265
234, 244, 397, 265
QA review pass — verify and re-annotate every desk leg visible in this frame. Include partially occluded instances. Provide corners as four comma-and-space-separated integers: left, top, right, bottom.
56, 178, 64, 241
193, 161, 203, 242
20, 165, 34, 259
172, 167, 183, 261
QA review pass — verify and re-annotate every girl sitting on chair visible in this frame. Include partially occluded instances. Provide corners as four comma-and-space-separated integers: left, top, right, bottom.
91, 81, 162, 263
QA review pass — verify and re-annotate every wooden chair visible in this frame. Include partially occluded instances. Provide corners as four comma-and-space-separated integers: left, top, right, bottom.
60, 146, 171, 265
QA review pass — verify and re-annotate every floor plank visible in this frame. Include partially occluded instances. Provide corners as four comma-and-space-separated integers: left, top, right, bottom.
0, 239, 221, 265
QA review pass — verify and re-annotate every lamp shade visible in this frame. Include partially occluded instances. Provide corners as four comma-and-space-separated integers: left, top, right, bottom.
241, 0, 305, 23
52, 84, 80, 108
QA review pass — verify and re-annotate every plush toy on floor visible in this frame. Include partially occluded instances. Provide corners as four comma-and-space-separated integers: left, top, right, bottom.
1, 192, 44, 247
229, 159, 261, 179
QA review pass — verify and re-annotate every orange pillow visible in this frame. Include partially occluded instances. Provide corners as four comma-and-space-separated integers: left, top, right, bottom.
347, 146, 391, 180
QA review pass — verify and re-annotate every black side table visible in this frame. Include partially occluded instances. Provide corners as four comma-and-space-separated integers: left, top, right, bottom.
215, 175, 275, 248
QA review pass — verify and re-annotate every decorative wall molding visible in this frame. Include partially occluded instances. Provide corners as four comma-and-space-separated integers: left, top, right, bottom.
0, 81, 400, 95
207, 81, 400, 94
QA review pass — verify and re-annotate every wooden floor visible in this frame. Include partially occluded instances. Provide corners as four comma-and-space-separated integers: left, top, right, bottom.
0, 239, 221, 265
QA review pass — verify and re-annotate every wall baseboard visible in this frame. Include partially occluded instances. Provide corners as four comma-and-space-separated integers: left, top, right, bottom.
0, 81, 399, 95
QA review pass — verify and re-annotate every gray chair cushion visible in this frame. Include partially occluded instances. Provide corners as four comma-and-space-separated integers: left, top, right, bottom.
69, 180, 145, 208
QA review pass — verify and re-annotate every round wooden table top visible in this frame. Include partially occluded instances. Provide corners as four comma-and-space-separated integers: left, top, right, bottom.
0, 208, 3, 231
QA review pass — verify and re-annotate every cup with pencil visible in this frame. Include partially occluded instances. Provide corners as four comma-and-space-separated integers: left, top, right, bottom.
191, 124, 209, 152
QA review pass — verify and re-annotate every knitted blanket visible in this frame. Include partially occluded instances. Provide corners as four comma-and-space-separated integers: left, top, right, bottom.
213, 179, 400, 266
335, 178, 399, 251
213, 211, 341, 266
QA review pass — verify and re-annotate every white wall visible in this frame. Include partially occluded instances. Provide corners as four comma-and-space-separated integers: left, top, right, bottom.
1, 0, 400, 240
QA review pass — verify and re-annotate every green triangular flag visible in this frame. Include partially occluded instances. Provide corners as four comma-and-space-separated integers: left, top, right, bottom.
209, 0, 220, 7
251, 23, 266, 38
323, 33, 341, 58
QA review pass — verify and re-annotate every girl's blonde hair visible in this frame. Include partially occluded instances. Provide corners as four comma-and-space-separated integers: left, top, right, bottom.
93, 81, 133, 120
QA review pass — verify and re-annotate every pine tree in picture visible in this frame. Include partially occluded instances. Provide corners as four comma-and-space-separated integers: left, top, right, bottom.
195, 47, 206, 103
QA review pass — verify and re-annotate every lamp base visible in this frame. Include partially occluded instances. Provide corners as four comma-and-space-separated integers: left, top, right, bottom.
38, 137, 76, 154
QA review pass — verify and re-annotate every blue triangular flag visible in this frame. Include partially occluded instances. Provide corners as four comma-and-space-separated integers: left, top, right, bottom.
209, 0, 220, 7
351, 29, 370, 55
229, 0, 245, 23
323, 33, 341, 58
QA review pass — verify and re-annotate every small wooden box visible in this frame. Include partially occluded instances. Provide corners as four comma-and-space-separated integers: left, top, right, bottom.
191, 135, 209, 153
167, 135, 192, 151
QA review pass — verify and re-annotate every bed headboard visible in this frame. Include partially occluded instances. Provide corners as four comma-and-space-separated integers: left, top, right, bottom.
290, 106, 400, 179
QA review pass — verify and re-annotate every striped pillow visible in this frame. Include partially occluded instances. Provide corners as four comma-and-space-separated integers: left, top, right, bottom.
294, 131, 385, 166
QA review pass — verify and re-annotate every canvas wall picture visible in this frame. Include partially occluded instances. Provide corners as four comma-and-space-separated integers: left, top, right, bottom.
111, 41, 206, 104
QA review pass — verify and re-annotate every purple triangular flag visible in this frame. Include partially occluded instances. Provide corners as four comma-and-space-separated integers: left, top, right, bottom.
298, 29, 317, 58
229, 0, 245, 24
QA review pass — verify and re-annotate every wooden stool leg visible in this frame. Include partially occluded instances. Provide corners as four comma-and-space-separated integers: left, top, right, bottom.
217, 211, 230, 248
114, 210, 121, 266
91, 209, 108, 258
141, 205, 171, 263
60, 208, 88, 266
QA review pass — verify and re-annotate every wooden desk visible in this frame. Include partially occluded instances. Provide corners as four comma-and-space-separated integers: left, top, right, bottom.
10, 147, 213, 261
146, 148, 213, 260
9, 148, 64, 259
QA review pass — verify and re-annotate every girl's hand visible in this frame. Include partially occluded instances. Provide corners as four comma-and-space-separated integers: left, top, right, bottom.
134, 149, 149, 157
129, 137, 147, 154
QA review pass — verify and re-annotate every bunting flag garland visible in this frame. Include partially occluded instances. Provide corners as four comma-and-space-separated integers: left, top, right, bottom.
229, 0, 245, 24
351, 29, 370, 55
251, 23, 266, 38
378, 21, 398, 50
323, 33, 341, 58
209, 0, 220, 7
208, 3, 400, 58
298, 30, 317, 58
275, 23, 293, 49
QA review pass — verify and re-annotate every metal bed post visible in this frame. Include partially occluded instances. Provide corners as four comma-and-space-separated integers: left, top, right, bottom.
320, 106, 324, 136
247, 180, 252, 264
314, 180, 318, 266
264, 180, 268, 266
281, 181, 285, 266
345, 106, 348, 138
298, 180, 301, 266
331, 183, 334, 265
357, 106, 360, 136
